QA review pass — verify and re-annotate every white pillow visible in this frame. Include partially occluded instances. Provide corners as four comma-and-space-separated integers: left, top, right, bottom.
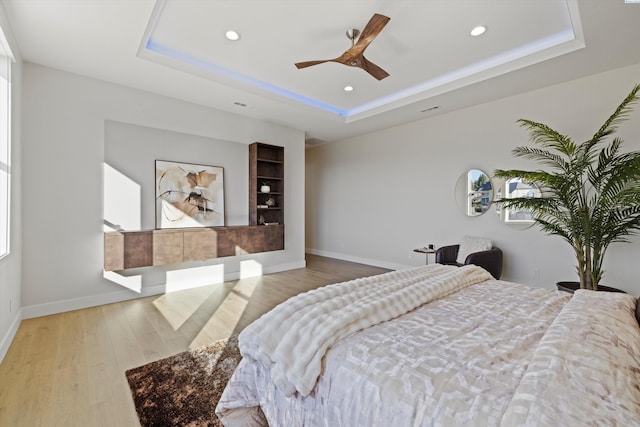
457, 235, 492, 264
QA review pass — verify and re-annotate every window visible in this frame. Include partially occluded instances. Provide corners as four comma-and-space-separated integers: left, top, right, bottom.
0, 26, 13, 259
503, 178, 541, 223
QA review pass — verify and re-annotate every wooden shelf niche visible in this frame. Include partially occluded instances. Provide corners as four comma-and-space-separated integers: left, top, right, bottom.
249, 142, 284, 226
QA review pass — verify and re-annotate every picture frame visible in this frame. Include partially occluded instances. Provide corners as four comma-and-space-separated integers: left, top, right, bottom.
155, 160, 225, 229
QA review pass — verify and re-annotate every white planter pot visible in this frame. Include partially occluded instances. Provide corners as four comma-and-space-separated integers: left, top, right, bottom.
260, 185, 271, 193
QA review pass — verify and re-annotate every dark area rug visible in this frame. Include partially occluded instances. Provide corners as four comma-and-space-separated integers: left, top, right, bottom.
125, 335, 241, 427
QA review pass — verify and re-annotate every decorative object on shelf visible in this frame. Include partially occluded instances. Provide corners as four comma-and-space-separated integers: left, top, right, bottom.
260, 182, 271, 193
258, 215, 266, 225
494, 84, 640, 291
155, 160, 225, 229
265, 197, 277, 207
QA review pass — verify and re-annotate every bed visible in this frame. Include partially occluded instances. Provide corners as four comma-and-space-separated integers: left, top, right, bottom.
215, 264, 640, 426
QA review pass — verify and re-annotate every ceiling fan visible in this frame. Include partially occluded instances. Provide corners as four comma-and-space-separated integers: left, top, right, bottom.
295, 13, 391, 81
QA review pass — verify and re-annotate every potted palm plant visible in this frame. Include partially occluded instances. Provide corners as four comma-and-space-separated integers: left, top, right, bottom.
494, 84, 640, 291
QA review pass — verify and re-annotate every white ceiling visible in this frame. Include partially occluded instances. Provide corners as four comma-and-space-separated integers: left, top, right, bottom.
3, 0, 640, 144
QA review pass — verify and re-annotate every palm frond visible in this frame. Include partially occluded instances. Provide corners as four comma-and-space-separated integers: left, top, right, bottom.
589, 84, 640, 149
510, 146, 570, 170
517, 119, 577, 155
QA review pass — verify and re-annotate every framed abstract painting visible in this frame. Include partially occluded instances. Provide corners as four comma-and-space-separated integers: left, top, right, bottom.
155, 160, 225, 228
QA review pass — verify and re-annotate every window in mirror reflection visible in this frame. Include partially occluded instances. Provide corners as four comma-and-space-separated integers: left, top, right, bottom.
504, 178, 541, 223
467, 169, 493, 216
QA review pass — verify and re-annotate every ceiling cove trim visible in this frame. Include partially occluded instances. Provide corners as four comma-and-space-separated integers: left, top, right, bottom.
138, 0, 584, 124
142, 39, 350, 117
346, 27, 585, 123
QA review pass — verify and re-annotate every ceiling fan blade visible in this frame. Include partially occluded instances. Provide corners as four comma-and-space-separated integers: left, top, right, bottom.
295, 59, 331, 69
350, 13, 390, 56
360, 56, 389, 81
294, 13, 391, 79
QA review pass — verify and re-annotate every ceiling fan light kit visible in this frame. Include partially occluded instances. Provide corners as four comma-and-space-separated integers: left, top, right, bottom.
295, 13, 391, 81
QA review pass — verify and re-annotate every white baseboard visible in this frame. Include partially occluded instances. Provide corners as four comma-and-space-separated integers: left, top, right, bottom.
21, 285, 167, 320
264, 260, 306, 274
0, 309, 23, 364
21, 259, 308, 320
305, 248, 409, 271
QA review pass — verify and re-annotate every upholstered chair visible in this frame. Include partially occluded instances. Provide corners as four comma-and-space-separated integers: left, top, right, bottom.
435, 243, 503, 279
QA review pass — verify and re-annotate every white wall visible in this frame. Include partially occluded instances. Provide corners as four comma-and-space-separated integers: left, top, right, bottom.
105, 121, 249, 229
0, 7, 22, 363
306, 63, 640, 295
21, 63, 305, 318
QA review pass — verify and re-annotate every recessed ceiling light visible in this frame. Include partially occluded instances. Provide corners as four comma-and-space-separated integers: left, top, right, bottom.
225, 30, 240, 41
344, 85, 354, 92
470, 26, 487, 37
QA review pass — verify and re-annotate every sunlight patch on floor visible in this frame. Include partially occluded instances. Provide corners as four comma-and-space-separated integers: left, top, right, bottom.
188, 277, 259, 349
153, 285, 217, 331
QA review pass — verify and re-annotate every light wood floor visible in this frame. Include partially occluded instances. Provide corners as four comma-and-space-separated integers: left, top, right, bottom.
0, 254, 390, 426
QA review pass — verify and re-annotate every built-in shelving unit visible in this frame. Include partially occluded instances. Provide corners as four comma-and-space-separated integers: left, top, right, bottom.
104, 141, 286, 271
249, 142, 284, 226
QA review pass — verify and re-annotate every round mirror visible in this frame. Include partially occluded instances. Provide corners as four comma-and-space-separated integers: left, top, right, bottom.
496, 177, 541, 229
455, 169, 493, 216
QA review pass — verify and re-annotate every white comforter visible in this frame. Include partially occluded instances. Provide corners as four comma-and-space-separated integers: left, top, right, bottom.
501, 289, 640, 426
217, 268, 640, 427
238, 264, 493, 396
